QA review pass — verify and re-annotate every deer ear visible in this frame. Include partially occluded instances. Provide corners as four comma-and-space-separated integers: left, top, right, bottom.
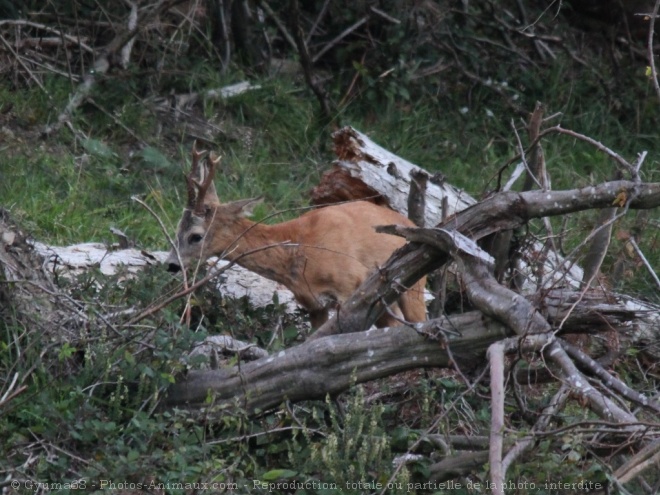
227, 197, 264, 217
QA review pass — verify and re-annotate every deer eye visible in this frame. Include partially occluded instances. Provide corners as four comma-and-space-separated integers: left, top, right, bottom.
188, 234, 203, 244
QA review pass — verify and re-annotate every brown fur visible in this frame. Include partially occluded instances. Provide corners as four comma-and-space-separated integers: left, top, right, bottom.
167, 159, 426, 329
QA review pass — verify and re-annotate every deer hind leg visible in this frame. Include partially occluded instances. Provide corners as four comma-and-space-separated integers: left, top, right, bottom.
309, 308, 330, 329
375, 302, 405, 328
399, 277, 428, 323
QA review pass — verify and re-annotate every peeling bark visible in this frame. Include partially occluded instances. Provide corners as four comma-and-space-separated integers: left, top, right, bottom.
311, 127, 474, 225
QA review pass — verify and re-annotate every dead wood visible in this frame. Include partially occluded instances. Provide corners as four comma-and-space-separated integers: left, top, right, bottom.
0, 210, 57, 329
488, 341, 506, 495
407, 169, 428, 226
164, 288, 654, 410
165, 312, 510, 411
0, 210, 88, 346
614, 438, 660, 484
490, 103, 545, 281
32, 243, 299, 313
311, 127, 474, 225
288, 0, 333, 123
386, 226, 654, 420
582, 207, 618, 287
148, 82, 261, 115
428, 450, 490, 483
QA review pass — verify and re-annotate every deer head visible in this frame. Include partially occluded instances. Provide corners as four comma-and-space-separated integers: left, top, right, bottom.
166, 143, 262, 273
166, 142, 221, 273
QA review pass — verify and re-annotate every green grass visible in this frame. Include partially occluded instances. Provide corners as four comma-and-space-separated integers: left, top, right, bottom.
0, 77, 327, 248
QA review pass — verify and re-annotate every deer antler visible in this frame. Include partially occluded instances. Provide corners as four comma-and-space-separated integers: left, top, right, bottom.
192, 151, 222, 216
186, 141, 206, 209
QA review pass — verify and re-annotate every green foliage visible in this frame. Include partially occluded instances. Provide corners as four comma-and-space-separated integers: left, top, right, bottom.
288, 390, 409, 494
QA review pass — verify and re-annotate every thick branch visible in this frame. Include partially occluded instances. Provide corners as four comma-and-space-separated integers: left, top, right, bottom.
165, 314, 512, 411
338, 223, 648, 424
581, 207, 618, 286
461, 260, 639, 424
165, 285, 656, 417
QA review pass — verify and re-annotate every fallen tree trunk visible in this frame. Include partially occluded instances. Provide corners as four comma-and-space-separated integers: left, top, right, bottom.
165, 313, 508, 412
311, 126, 475, 225
164, 287, 653, 410
32, 242, 299, 312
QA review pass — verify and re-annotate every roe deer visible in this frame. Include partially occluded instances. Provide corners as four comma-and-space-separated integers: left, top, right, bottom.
166, 144, 426, 329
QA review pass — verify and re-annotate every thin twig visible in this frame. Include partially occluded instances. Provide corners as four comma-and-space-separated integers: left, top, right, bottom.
289, 0, 333, 122
260, 0, 298, 52
379, 367, 489, 495
495, 125, 638, 185
312, 16, 369, 63
306, 0, 331, 43
0, 34, 51, 99
647, 0, 660, 102
628, 237, 660, 290
0, 19, 95, 52
88, 98, 145, 144
41, 0, 181, 137
501, 385, 571, 474
131, 194, 192, 318
538, 126, 636, 176
510, 119, 542, 189
127, 241, 295, 325
369, 6, 400, 24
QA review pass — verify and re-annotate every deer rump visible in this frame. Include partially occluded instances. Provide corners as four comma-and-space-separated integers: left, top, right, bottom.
254, 200, 427, 329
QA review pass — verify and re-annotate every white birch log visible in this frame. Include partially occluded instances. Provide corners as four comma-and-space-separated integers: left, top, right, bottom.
32, 242, 299, 312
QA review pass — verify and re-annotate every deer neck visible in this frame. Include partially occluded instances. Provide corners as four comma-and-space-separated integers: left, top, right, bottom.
215, 218, 301, 288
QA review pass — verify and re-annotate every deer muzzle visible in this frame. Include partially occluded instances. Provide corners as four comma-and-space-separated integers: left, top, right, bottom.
165, 251, 182, 273
167, 262, 181, 273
